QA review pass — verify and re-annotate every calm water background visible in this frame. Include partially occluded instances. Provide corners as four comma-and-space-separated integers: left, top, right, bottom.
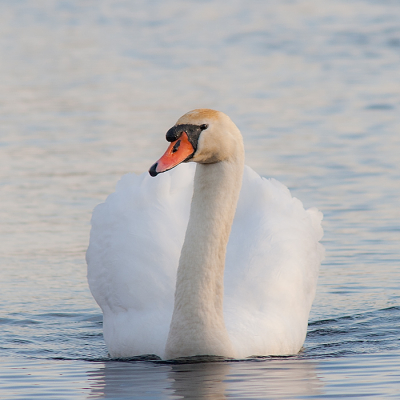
1, 0, 400, 398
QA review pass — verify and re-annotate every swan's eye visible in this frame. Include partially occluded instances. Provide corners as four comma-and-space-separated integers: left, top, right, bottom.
172, 139, 181, 153
200, 124, 208, 130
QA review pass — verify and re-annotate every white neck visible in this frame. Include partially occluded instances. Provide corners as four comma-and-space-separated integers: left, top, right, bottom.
165, 151, 244, 359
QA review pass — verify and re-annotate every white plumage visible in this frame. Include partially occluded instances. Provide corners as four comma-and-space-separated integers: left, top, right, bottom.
87, 109, 324, 359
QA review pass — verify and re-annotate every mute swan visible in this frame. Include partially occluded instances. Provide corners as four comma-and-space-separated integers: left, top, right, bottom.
87, 109, 324, 359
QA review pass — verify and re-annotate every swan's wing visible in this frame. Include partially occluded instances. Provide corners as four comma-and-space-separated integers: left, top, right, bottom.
87, 163, 323, 358
86, 164, 194, 357
225, 166, 324, 357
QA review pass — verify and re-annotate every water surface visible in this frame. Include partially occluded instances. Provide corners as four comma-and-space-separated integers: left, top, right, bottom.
1, 0, 400, 398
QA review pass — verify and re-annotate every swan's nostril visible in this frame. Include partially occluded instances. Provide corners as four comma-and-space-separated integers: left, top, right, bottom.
171, 139, 181, 154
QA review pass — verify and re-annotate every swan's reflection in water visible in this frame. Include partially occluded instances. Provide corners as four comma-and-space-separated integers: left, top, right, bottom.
87, 360, 172, 399
87, 357, 324, 399
168, 359, 230, 399
224, 358, 324, 399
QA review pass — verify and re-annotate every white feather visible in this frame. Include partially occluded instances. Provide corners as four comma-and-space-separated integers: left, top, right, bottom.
87, 162, 323, 359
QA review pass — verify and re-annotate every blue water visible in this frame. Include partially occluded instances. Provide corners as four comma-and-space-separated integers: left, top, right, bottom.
1, 0, 400, 398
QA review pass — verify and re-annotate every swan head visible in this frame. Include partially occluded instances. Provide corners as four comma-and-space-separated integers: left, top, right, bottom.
149, 109, 242, 176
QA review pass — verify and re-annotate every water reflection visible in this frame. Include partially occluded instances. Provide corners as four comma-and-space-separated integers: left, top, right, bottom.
87, 361, 172, 399
169, 361, 230, 399
225, 359, 324, 399
87, 358, 324, 399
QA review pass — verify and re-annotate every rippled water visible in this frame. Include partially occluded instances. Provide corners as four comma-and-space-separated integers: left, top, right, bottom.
1, 0, 400, 398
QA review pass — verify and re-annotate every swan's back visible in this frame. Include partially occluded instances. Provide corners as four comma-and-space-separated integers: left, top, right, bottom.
87, 164, 323, 358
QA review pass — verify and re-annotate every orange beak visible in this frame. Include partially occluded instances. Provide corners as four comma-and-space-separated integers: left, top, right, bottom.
149, 132, 195, 176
